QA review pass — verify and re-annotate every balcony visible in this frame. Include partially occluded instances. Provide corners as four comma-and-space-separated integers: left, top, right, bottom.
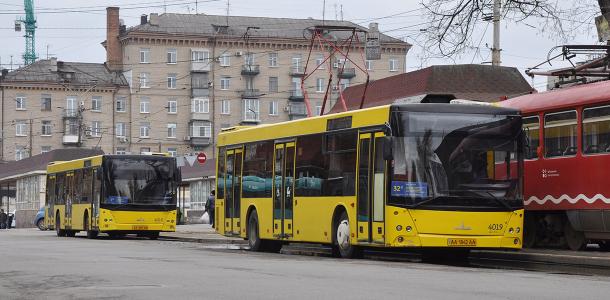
191, 61, 211, 72
288, 89, 305, 101
62, 109, 79, 119
62, 134, 80, 145
191, 112, 211, 121
188, 136, 212, 147
289, 104, 308, 120
241, 89, 262, 99
289, 66, 305, 77
191, 87, 210, 98
241, 64, 260, 76
338, 67, 356, 79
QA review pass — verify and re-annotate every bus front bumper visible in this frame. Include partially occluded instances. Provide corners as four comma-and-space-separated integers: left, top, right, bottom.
387, 234, 522, 249
98, 209, 177, 232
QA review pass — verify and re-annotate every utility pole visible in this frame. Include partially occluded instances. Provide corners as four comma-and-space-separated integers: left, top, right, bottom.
491, 0, 501, 66
29, 118, 32, 157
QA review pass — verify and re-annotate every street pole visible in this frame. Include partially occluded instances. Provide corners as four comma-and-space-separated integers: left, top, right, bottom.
492, 0, 501, 66
29, 118, 32, 157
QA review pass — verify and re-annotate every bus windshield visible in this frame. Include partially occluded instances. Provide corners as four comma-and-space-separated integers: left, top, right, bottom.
103, 157, 178, 207
389, 111, 523, 210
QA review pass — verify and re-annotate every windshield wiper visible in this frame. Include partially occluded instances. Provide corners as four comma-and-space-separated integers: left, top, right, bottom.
409, 195, 460, 209
482, 191, 514, 211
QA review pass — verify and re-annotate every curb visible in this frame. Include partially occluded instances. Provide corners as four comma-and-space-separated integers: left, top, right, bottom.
471, 250, 610, 268
159, 235, 247, 245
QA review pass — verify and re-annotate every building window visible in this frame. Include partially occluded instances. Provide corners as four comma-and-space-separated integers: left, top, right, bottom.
140, 48, 150, 63
366, 60, 373, 71
167, 148, 177, 157
220, 53, 230, 66
167, 99, 177, 114
90, 121, 102, 137
140, 122, 150, 138
167, 73, 177, 89
115, 122, 126, 137
192, 98, 209, 113
220, 76, 230, 90
268, 52, 278, 67
116, 97, 126, 112
389, 58, 398, 72
340, 78, 350, 91
191, 121, 211, 137
167, 48, 177, 64
91, 96, 102, 112
116, 147, 127, 155
15, 146, 28, 161
192, 73, 209, 89
41, 94, 52, 111
41, 120, 52, 136
140, 97, 150, 113
192, 50, 209, 62
167, 123, 177, 138
269, 101, 278, 116
316, 78, 325, 92
269, 77, 278, 92
139, 72, 150, 88
221, 99, 231, 114
244, 99, 260, 121
315, 105, 322, 116
140, 147, 151, 154
41, 146, 51, 154
244, 52, 255, 65
16, 94, 26, 110
65, 119, 79, 135
316, 55, 325, 69
15, 120, 27, 136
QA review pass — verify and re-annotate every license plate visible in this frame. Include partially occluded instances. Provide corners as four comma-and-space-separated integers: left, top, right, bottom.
447, 238, 476, 247
132, 225, 149, 230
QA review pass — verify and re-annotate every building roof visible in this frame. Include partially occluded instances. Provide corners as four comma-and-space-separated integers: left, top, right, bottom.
500, 80, 610, 114
179, 158, 216, 181
127, 13, 409, 45
1, 59, 128, 87
330, 64, 533, 113
0, 149, 104, 182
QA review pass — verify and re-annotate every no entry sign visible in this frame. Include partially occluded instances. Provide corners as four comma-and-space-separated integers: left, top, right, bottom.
197, 152, 207, 165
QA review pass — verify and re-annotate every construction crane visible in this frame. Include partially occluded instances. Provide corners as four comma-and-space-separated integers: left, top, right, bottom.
14, 0, 37, 65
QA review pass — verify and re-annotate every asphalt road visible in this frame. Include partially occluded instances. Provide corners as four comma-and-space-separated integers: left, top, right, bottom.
1, 229, 610, 300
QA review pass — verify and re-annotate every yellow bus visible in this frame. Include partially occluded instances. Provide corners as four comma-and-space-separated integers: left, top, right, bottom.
215, 103, 525, 258
45, 154, 180, 239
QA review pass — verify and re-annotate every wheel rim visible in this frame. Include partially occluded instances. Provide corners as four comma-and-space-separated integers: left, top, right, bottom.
37, 219, 44, 230
337, 219, 350, 250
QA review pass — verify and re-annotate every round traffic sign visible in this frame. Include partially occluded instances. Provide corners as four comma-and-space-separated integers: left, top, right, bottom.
197, 152, 207, 165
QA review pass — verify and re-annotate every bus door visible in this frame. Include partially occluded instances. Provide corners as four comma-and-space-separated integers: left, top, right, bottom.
65, 172, 74, 229
46, 175, 56, 229
357, 132, 386, 244
224, 148, 243, 236
273, 142, 295, 238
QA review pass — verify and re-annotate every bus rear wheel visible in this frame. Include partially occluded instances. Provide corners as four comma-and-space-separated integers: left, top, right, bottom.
55, 213, 66, 237
333, 211, 359, 258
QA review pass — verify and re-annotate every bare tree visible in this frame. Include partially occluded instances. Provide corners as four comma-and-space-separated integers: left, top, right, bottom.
419, 0, 601, 60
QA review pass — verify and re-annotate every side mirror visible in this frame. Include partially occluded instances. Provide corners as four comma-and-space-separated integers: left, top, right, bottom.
383, 136, 393, 160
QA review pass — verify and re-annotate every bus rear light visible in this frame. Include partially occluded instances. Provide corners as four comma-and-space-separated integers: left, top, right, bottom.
396, 225, 403, 231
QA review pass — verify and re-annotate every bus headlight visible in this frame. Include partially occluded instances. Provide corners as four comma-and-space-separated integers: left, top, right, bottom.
509, 227, 514, 234
516, 227, 521, 233
406, 226, 412, 232
396, 225, 403, 231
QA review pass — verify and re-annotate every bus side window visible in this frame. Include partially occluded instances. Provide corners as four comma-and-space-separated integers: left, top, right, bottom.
82, 168, 92, 203
544, 110, 577, 158
583, 105, 610, 155
74, 169, 82, 204
93, 168, 101, 216
217, 148, 226, 199
56, 174, 64, 205
522, 116, 540, 159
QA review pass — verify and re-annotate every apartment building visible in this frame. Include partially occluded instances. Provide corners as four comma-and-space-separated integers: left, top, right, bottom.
105, 7, 411, 158
0, 59, 129, 161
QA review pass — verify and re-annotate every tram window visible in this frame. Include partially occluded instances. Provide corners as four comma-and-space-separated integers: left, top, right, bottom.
217, 148, 225, 199
583, 105, 610, 155
544, 111, 577, 158
523, 116, 540, 159
243, 141, 273, 198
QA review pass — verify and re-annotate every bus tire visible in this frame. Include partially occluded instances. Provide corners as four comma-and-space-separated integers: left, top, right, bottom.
55, 212, 66, 237
334, 211, 358, 258
247, 211, 263, 251
147, 232, 160, 240
84, 212, 98, 239
66, 230, 76, 237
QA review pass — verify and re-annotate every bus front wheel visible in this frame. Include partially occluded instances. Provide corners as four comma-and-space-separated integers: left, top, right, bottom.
247, 211, 263, 251
334, 211, 358, 258
84, 213, 98, 239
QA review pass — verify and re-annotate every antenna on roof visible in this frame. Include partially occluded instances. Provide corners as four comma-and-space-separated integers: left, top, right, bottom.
164, 0, 167, 14
322, 0, 325, 25
226, 0, 230, 27
340, 5, 343, 21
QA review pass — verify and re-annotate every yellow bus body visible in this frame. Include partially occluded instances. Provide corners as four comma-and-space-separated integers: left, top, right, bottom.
215, 105, 523, 251
45, 155, 177, 236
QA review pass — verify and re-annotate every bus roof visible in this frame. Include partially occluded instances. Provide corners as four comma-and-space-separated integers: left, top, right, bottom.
500, 80, 610, 114
46, 154, 173, 174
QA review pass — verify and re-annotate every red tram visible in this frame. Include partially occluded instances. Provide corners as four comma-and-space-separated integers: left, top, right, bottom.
500, 80, 610, 250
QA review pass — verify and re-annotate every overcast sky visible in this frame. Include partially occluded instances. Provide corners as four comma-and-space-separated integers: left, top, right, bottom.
0, 0, 601, 91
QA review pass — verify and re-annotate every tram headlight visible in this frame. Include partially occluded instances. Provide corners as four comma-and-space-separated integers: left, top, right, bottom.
396, 225, 403, 231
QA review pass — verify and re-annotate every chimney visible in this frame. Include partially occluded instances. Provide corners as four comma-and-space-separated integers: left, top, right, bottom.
149, 13, 159, 26
140, 14, 148, 25
106, 7, 123, 72
49, 57, 58, 72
